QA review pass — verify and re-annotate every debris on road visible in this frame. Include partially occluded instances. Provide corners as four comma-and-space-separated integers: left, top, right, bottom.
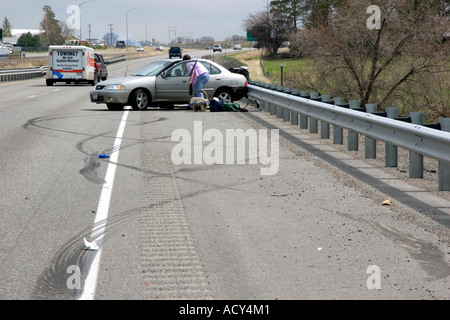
83, 237, 99, 251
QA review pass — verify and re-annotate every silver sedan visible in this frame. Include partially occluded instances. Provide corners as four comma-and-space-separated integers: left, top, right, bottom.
89, 58, 248, 110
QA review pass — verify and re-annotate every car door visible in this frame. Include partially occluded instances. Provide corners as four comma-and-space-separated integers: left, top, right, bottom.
155, 61, 191, 102
199, 61, 223, 98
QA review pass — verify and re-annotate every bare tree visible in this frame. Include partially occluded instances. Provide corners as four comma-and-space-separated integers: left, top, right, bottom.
288, 0, 450, 118
244, 7, 291, 54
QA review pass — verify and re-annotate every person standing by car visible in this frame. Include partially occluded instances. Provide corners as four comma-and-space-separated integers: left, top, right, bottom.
183, 54, 210, 99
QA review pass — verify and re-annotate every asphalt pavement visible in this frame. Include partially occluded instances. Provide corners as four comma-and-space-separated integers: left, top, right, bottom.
0, 53, 449, 301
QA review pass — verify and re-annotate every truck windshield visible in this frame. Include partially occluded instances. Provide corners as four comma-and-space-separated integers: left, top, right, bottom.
133, 61, 173, 77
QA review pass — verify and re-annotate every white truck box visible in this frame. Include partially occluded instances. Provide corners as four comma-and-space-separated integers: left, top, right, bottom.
46, 45, 96, 86
0, 47, 9, 59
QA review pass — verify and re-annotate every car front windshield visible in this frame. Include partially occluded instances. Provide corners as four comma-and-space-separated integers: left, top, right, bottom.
133, 61, 173, 77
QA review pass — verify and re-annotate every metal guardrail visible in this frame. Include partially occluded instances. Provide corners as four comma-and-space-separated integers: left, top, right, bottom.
247, 83, 450, 191
0, 56, 127, 82
104, 55, 127, 64
0, 66, 49, 81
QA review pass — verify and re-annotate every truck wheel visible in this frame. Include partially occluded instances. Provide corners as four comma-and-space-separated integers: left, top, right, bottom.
46, 79, 54, 86
106, 103, 124, 111
131, 89, 150, 110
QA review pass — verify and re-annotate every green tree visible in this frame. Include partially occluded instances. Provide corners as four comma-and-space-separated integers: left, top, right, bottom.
270, 0, 304, 28
18, 32, 41, 47
40, 5, 64, 47
301, 0, 348, 28
2, 17, 13, 37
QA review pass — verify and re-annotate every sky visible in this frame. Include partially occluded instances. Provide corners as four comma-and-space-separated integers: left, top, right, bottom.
1, 0, 268, 44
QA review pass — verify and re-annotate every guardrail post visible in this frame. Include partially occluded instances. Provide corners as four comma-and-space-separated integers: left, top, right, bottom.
269, 101, 276, 115
333, 98, 345, 145
260, 99, 266, 112
409, 112, 424, 178
320, 95, 331, 139
365, 104, 378, 158
282, 87, 291, 122
438, 118, 450, 191
264, 90, 270, 112
299, 91, 309, 129
268, 85, 275, 115
261, 84, 269, 113
309, 92, 320, 133
290, 89, 299, 125
385, 107, 399, 167
348, 100, 360, 151
276, 86, 284, 119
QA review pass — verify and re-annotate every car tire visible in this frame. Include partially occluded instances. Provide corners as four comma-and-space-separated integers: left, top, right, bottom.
92, 73, 100, 86
214, 88, 234, 103
107, 103, 124, 111
131, 89, 150, 110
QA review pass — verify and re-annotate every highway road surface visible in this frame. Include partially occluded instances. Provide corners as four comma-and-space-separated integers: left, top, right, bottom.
0, 52, 449, 302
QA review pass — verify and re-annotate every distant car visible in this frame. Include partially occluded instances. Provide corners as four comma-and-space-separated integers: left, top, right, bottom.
169, 46, 182, 58
94, 53, 108, 81
137, 47, 144, 52
233, 44, 242, 50
89, 58, 248, 110
213, 44, 222, 52
155, 45, 163, 51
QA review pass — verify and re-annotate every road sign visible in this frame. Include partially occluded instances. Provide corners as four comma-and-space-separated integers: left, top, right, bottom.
247, 30, 258, 42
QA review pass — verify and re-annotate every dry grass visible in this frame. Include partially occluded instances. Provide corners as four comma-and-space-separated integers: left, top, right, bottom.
228, 49, 271, 83
0, 57, 47, 69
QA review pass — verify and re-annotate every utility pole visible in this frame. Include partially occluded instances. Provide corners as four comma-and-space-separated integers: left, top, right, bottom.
79, 0, 95, 43
126, 8, 139, 48
168, 26, 177, 44
88, 24, 92, 44
145, 21, 148, 46
108, 24, 113, 46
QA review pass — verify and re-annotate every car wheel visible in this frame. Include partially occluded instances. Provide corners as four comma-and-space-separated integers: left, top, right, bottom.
107, 103, 124, 111
214, 88, 234, 103
131, 89, 150, 110
92, 74, 100, 86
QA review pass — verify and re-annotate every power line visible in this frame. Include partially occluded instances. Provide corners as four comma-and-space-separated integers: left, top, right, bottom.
167, 26, 177, 44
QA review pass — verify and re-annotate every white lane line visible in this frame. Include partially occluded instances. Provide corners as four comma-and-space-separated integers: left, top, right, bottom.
27, 95, 36, 99
78, 107, 130, 300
